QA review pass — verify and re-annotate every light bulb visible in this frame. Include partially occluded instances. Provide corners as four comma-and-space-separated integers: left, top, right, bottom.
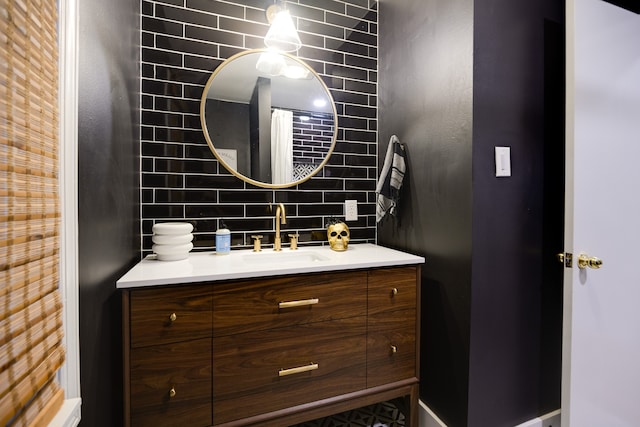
264, 9, 302, 52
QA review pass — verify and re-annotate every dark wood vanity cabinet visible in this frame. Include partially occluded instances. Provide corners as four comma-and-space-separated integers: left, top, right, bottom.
124, 285, 213, 427
122, 265, 421, 427
367, 267, 418, 389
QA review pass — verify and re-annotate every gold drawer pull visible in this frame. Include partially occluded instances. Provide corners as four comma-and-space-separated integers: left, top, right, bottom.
390, 345, 398, 354
391, 288, 398, 296
169, 387, 176, 398
278, 298, 319, 309
279, 363, 319, 377
169, 312, 177, 322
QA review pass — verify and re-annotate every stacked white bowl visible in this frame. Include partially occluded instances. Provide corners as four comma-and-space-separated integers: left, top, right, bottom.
152, 222, 194, 261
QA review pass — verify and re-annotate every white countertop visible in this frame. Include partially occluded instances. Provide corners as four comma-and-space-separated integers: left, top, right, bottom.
116, 243, 425, 289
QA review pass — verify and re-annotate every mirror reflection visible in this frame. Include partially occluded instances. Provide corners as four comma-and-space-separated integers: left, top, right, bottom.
200, 49, 337, 188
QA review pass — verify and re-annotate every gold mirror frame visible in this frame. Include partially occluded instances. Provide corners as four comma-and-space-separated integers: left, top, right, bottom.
200, 49, 338, 189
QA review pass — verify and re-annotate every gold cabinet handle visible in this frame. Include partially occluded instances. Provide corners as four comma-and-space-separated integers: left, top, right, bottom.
578, 253, 603, 270
168, 387, 176, 398
391, 288, 398, 296
169, 312, 177, 322
390, 345, 398, 354
279, 363, 318, 377
278, 298, 319, 309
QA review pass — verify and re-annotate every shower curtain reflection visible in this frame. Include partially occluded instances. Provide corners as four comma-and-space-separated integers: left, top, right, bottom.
271, 108, 294, 184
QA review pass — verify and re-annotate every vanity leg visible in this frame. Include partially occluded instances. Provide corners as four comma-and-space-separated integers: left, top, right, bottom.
407, 383, 419, 427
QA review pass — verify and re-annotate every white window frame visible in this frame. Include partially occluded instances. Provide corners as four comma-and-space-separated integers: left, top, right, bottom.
50, 0, 82, 425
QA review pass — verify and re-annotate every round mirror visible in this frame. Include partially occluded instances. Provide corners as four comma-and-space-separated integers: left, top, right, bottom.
200, 49, 337, 188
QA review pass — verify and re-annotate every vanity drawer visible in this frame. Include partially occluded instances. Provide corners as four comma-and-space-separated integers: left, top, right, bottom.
367, 324, 417, 388
367, 266, 418, 326
212, 271, 367, 337
212, 317, 367, 424
128, 285, 213, 348
130, 338, 212, 427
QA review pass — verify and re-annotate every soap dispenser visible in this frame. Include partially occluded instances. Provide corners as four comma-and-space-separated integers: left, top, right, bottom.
215, 221, 231, 255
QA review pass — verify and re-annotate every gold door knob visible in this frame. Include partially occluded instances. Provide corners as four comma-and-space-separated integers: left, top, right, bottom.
391, 288, 398, 296
578, 253, 603, 270
169, 387, 176, 398
169, 312, 177, 322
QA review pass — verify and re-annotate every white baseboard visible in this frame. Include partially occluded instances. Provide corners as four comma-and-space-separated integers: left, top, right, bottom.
418, 400, 447, 427
418, 401, 561, 427
47, 398, 81, 427
514, 409, 561, 427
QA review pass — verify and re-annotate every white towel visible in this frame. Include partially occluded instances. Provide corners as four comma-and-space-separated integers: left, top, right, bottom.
376, 135, 406, 223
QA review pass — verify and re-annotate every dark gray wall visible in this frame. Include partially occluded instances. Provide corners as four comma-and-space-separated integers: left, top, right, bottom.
204, 100, 250, 174
378, 1, 474, 426
77, 0, 140, 426
379, 0, 564, 426
469, 1, 564, 425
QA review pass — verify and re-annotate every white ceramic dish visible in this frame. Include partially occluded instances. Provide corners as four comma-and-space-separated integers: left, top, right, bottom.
156, 252, 190, 261
152, 242, 193, 258
152, 233, 193, 245
152, 222, 194, 235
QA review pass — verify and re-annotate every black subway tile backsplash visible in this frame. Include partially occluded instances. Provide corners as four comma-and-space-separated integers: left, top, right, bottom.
155, 66, 210, 85
185, 0, 245, 19
157, 34, 225, 56
155, 0, 183, 6
183, 174, 244, 189
299, 0, 346, 15
141, 0, 378, 254
218, 17, 268, 37
326, 12, 368, 32
153, 97, 198, 115
155, 189, 218, 203
142, 31, 155, 48
142, 0, 153, 16
220, 190, 273, 204
156, 4, 217, 28
142, 79, 183, 96
142, 173, 184, 188
289, 4, 324, 22
142, 47, 182, 66
143, 16, 183, 36
142, 204, 185, 218
142, 110, 184, 127
155, 127, 203, 143
142, 95, 154, 109
142, 189, 154, 203
142, 141, 183, 157
184, 54, 221, 71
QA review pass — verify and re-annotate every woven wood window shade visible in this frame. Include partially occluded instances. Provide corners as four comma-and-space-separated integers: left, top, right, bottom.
1, 0, 66, 426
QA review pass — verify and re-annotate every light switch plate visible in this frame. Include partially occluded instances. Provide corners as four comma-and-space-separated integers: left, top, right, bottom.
495, 146, 511, 177
344, 200, 358, 221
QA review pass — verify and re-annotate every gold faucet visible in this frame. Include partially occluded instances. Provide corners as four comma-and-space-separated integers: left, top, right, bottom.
273, 203, 287, 251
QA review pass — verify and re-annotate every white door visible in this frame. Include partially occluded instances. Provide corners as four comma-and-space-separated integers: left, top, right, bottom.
563, 0, 640, 426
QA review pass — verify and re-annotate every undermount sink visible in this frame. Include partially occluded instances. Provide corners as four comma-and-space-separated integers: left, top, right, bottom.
242, 250, 330, 265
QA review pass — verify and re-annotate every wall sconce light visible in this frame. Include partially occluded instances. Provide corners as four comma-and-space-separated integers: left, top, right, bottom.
264, 3, 302, 52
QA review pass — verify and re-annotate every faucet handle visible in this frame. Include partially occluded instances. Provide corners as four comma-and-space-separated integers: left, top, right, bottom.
251, 235, 263, 252
288, 233, 299, 250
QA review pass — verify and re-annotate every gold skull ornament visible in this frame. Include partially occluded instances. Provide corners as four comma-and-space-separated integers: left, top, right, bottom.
327, 221, 350, 251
